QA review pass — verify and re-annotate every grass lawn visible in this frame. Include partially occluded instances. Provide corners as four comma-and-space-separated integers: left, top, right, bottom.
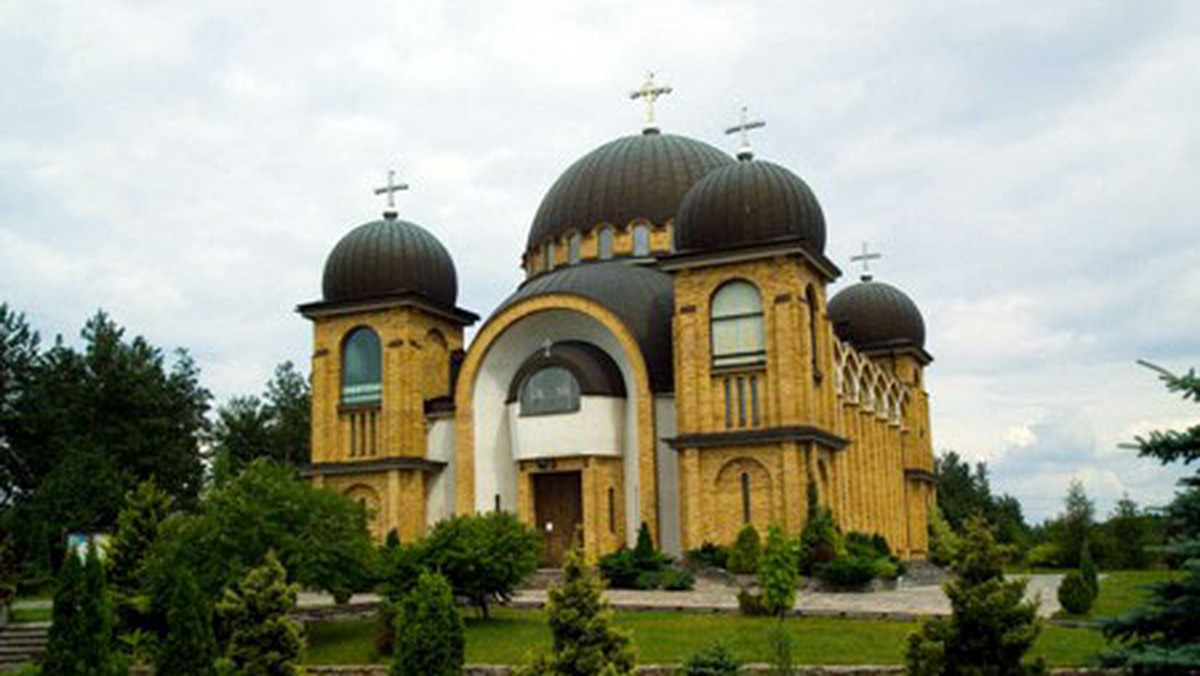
10, 606, 52, 623
304, 608, 1106, 666
1059, 570, 1178, 620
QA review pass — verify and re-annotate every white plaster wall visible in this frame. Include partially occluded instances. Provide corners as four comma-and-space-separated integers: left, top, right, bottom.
425, 417, 455, 527
654, 395, 680, 556
508, 396, 625, 460
470, 309, 644, 546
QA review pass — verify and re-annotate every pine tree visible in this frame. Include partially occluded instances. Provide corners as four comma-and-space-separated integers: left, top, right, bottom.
215, 551, 304, 676
44, 543, 127, 676
906, 517, 1045, 676
107, 479, 172, 638
759, 525, 800, 616
516, 547, 635, 676
392, 571, 464, 676
1102, 362, 1200, 673
42, 550, 86, 675
1061, 480, 1095, 568
1079, 538, 1099, 597
156, 570, 217, 676
80, 543, 125, 675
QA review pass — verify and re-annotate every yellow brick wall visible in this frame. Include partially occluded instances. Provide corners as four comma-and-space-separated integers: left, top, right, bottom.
515, 456, 625, 562
522, 219, 676, 276
319, 469, 428, 543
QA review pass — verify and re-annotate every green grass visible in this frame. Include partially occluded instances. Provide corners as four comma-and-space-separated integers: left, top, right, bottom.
303, 608, 1106, 666
10, 606, 51, 623
1059, 570, 1178, 620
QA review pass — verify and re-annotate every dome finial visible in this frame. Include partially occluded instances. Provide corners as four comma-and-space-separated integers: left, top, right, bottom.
725, 104, 766, 161
373, 168, 409, 219
850, 241, 883, 282
630, 71, 673, 134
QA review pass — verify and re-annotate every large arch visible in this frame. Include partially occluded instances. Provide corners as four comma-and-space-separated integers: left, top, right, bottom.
454, 294, 660, 546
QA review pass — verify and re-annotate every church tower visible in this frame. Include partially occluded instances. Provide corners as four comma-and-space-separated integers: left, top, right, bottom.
299, 175, 477, 541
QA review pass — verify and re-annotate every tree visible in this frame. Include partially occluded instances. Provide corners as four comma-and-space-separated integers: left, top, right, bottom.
392, 571, 464, 676
759, 525, 799, 616
727, 524, 762, 575
906, 517, 1045, 676
422, 511, 540, 619
1102, 362, 1200, 672
264, 361, 310, 467
935, 451, 1031, 551
107, 479, 173, 638
155, 570, 216, 676
0, 303, 40, 506
43, 544, 127, 676
215, 551, 303, 676
516, 547, 635, 676
1060, 480, 1095, 569
143, 459, 375, 605
1106, 495, 1153, 570
927, 506, 959, 568
209, 362, 311, 482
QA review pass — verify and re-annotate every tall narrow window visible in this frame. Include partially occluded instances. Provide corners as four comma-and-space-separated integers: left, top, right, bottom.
568, 233, 582, 264
737, 376, 747, 427
633, 224, 651, 256
342, 327, 382, 405
750, 375, 760, 427
520, 366, 581, 415
545, 242, 556, 271
723, 377, 733, 428
608, 488, 616, 534
741, 472, 751, 524
494, 494, 501, 512
598, 227, 614, 259
806, 286, 821, 381
711, 281, 766, 368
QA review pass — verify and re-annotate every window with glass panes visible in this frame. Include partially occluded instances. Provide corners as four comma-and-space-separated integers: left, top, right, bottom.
342, 327, 382, 405
519, 366, 581, 415
711, 281, 766, 368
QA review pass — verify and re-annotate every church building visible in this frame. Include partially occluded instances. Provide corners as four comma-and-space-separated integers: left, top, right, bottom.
298, 79, 937, 564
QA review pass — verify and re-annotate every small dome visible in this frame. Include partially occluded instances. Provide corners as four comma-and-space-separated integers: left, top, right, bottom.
828, 279, 926, 351
527, 131, 734, 254
675, 158, 826, 255
322, 216, 458, 308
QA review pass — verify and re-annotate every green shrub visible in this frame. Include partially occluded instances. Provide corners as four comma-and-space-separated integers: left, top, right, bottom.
759, 526, 799, 616
681, 643, 740, 675
799, 490, 843, 575
598, 549, 642, 589
155, 570, 216, 676
214, 551, 303, 676
660, 568, 696, 591
1057, 571, 1096, 615
873, 558, 900, 581
422, 511, 540, 619
845, 531, 891, 560
727, 525, 762, 575
928, 506, 960, 567
767, 620, 795, 676
43, 543, 127, 676
378, 540, 427, 603
632, 522, 670, 570
393, 571, 464, 676
374, 600, 397, 658
814, 556, 877, 588
1025, 542, 1061, 569
685, 542, 729, 570
736, 588, 770, 616
635, 570, 662, 591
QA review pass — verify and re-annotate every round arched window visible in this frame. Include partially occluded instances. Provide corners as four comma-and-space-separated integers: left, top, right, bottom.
342, 327, 382, 405
711, 281, 766, 368
598, 227, 615, 260
520, 366, 581, 415
632, 224, 651, 257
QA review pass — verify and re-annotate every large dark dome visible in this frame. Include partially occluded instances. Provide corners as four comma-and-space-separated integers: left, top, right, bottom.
322, 216, 458, 308
674, 158, 826, 255
828, 279, 925, 351
527, 131, 734, 252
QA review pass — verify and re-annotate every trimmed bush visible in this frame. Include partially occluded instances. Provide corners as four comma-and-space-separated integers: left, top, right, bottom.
736, 588, 770, 616
727, 525, 762, 575
44, 543, 127, 676
759, 526, 800, 616
685, 542, 729, 570
155, 570, 216, 676
422, 511, 540, 619
214, 551, 303, 676
1058, 571, 1096, 615
393, 571, 464, 676
799, 488, 843, 575
814, 556, 877, 588
660, 568, 696, 591
598, 549, 642, 589
681, 643, 740, 675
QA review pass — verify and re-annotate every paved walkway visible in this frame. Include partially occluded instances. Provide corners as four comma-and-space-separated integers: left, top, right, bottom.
294, 574, 1067, 620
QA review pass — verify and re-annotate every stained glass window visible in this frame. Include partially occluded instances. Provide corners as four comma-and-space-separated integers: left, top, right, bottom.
520, 366, 581, 415
342, 327, 382, 405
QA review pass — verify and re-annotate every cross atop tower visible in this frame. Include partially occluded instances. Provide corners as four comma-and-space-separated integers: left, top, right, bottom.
374, 168, 409, 218
724, 105, 766, 160
850, 241, 882, 281
630, 71, 673, 133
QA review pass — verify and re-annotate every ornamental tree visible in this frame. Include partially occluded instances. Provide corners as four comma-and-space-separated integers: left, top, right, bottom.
155, 569, 217, 676
422, 511, 540, 619
214, 551, 304, 676
392, 571, 464, 676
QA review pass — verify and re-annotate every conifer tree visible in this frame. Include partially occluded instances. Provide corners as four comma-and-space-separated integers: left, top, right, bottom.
215, 551, 304, 676
906, 517, 1044, 676
759, 525, 800, 616
107, 479, 172, 637
516, 547, 635, 676
1102, 362, 1200, 673
156, 569, 217, 676
43, 543, 127, 676
43, 550, 86, 675
392, 571, 464, 676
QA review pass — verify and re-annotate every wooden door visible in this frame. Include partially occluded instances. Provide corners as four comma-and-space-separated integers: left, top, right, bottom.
533, 472, 583, 567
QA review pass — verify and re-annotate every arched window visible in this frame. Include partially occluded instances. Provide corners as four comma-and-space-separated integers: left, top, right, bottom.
520, 366, 581, 415
568, 232, 582, 264
632, 224, 651, 256
545, 242, 556, 271
342, 327, 382, 406
741, 472, 752, 523
806, 285, 821, 382
598, 227, 614, 260
711, 281, 766, 368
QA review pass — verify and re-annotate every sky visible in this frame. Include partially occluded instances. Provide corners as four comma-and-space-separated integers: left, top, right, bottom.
2, 0, 1198, 522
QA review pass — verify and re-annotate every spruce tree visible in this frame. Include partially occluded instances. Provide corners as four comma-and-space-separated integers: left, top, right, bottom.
906, 517, 1044, 676
107, 479, 172, 638
215, 551, 304, 676
44, 543, 127, 676
79, 543, 125, 675
517, 547, 635, 676
43, 550, 86, 675
392, 571, 464, 676
156, 569, 217, 676
1102, 362, 1200, 673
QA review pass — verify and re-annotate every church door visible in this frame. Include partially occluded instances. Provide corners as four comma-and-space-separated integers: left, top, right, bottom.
533, 472, 583, 567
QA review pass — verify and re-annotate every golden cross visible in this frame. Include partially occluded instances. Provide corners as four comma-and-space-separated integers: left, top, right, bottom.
629, 71, 673, 131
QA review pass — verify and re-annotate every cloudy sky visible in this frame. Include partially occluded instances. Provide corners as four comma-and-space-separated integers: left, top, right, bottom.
3, 0, 1198, 521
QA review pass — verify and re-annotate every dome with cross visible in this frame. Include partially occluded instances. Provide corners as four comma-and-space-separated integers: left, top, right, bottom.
321, 213, 459, 308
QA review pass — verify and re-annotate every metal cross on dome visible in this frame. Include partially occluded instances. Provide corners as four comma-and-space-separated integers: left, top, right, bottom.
630, 71, 673, 132
374, 168, 409, 216
850, 242, 882, 281
725, 105, 766, 160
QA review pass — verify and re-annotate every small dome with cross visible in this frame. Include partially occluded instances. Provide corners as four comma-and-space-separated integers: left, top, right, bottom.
828, 278, 926, 353
322, 214, 459, 308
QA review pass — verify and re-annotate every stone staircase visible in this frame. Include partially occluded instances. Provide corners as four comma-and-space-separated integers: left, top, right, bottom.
0, 622, 47, 672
